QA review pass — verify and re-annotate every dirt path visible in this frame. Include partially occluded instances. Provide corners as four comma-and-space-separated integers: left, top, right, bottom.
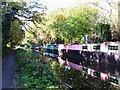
2, 50, 16, 89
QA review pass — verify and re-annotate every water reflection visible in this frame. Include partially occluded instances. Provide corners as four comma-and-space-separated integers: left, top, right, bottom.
82, 60, 120, 77
60, 50, 120, 77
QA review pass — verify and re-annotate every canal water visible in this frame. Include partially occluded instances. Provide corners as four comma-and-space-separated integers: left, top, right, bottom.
60, 50, 120, 77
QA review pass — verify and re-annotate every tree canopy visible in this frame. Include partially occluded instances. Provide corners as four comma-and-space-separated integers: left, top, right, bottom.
45, 5, 102, 44
2, 1, 46, 48
2, 0, 119, 47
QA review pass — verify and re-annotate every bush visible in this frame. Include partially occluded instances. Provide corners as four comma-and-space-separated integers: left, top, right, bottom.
51, 61, 119, 89
16, 48, 60, 88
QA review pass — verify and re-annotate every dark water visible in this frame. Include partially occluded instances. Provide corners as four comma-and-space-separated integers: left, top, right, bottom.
60, 50, 120, 77
44, 49, 120, 77
81, 60, 120, 77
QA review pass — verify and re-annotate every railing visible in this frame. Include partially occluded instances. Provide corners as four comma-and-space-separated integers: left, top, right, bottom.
43, 42, 120, 87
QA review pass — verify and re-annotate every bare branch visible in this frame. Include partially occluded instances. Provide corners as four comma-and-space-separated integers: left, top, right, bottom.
92, 3, 110, 14
16, 14, 33, 19
106, 0, 112, 18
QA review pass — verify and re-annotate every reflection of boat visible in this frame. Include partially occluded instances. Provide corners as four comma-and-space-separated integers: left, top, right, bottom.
57, 57, 120, 86
43, 42, 120, 86
61, 50, 120, 67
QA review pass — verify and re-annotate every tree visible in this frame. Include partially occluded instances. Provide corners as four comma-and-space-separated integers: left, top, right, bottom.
47, 5, 100, 44
2, 1, 46, 49
92, 0, 119, 41
9, 20, 25, 46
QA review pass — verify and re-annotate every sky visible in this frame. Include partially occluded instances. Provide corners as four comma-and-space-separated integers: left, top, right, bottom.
40, 0, 119, 12
40, 0, 97, 12
22, 0, 119, 13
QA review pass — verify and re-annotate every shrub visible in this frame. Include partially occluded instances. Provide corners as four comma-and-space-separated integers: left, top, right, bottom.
51, 61, 117, 89
16, 48, 60, 88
